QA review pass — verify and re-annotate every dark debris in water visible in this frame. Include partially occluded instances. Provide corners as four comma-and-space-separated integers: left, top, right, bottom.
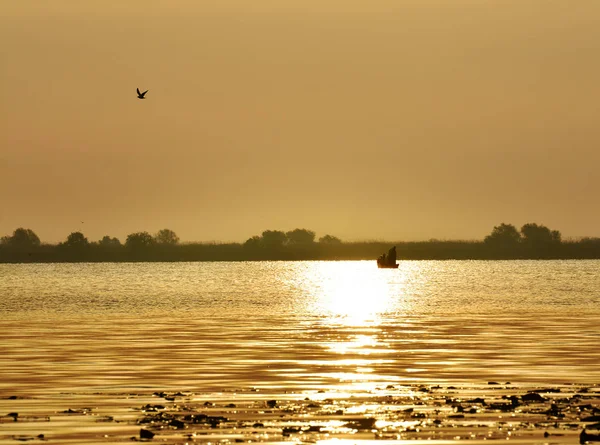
1, 384, 600, 443
119, 385, 600, 443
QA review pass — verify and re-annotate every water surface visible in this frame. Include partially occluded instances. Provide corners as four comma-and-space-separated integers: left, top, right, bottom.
1, 260, 599, 395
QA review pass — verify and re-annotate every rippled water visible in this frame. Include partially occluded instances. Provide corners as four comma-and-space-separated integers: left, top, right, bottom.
1, 260, 599, 396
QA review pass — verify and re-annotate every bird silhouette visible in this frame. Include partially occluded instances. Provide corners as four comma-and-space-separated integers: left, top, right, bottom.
137, 88, 148, 99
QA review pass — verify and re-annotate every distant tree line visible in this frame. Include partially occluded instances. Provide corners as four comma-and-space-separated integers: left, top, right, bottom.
1, 223, 600, 263
483, 223, 562, 256
0, 228, 183, 262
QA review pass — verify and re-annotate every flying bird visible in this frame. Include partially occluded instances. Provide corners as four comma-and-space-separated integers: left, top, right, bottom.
137, 88, 148, 99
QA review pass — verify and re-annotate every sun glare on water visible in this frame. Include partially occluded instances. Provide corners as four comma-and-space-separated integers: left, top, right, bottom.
305, 261, 404, 326
285, 261, 418, 392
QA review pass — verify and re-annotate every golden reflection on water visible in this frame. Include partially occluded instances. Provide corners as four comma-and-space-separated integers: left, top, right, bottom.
289, 262, 416, 393
300, 261, 411, 325
1, 260, 600, 400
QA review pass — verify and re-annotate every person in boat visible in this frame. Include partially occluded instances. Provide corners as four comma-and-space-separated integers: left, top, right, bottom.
387, 246, 396, 266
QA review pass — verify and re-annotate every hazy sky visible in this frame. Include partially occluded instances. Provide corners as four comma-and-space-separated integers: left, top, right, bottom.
2, 1, 600, 243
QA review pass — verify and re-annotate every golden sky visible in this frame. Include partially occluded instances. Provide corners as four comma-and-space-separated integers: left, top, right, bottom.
2, 1, 600, 243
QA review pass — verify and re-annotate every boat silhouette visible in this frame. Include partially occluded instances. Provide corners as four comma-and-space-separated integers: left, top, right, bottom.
377, 246, 398, 268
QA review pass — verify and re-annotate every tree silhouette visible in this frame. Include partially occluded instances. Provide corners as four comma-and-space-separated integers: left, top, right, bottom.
243, 236, 262, 248
261, 230, 287, 248
484, 223, 521, 246
520, 223, 561, 249
286, 228, 316, 245
319, 234, 342, 244
155, 229, 180, 245
63, 232, 89, 248
99, 236, 121, 247
2, 228, 41, 247
125, 232, 155, 249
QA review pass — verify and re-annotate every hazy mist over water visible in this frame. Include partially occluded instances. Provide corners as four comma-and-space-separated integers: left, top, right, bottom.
1, 261, 599, 395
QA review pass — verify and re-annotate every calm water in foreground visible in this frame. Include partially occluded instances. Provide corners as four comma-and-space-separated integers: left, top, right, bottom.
1, 260, 599, 395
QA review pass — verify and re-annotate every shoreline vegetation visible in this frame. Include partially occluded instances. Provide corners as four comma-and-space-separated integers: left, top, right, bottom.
1, 223, 600, 263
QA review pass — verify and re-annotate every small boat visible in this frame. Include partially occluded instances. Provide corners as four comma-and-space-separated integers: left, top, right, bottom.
377, 246, 398, 268
377, 261, 399, 269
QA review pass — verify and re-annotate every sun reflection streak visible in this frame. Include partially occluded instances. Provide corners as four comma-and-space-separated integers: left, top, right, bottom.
301, 261, 409, 326
284, 261, 418, 393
